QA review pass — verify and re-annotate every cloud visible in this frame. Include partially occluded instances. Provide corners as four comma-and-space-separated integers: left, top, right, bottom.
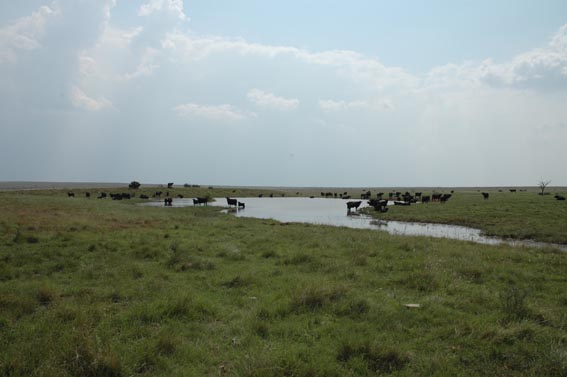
161, 32, 416, 90
318, 99, 393, 111
174, 103, 255, 121
71, 86, 112, 111
0, 5, 59, 63
423, 23, 567, 92
247, 89, 299, 111
122, 47, 160, 80
139, 0, 188, 21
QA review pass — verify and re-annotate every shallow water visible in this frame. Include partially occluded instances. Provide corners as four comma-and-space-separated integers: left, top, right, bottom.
143, 197, 567, 251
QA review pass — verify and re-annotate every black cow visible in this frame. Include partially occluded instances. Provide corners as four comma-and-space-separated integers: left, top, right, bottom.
226, 197, 237, 207
510, 189, 517, 193
140, 194, 149, 199
98, 192, 107, 199
555, 195, 565, 201
85, 192, 90, 198
177, 194, 184, 198
368, 199, 388, 212
193, 197, 208, 206
414, 192, 422, 199
346, 201, 362, 212
154, 191, 163, 198
167, 182, 174, 189
482, 192, 489, 200
440, 194, 452, 203
421, 195, 431, 203
164, 197, 173, 206
67, 192, 75, 198
238, 201, 245, 209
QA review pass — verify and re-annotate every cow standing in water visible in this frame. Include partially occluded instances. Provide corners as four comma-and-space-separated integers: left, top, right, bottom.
226, 197, 238, 207
346, 201, 362, 212
193, 197, 208, 206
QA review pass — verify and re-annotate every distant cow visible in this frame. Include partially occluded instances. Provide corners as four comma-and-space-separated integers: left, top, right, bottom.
421, 195, 431, 203
167, 182, 174, 189
98, 192, 107, 199
346, 201, 362, 212
67, 192, 75, 198
368, 199, 388, 212
154, 191, 163, 198
177, 194, 184, 198
440, 194, 452, 203
238, 201, 245, 209
555, 195, 565, 201
226, 197, 237, 207
482, 192, 489, 200
164, 197, 173, 206
193, 197, 208, 206
140, 194, 149, 199
509, 189, 517, 193
85, 192, 90, 198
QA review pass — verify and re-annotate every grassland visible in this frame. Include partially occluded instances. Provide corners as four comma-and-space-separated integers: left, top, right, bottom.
1, 188, 567, 376
364, 190, 567, 244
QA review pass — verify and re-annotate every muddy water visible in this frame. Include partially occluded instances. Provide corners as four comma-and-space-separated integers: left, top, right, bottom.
143, 197, 567, 251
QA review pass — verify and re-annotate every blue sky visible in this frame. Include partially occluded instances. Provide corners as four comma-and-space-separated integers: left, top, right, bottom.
1, 1, 567, 186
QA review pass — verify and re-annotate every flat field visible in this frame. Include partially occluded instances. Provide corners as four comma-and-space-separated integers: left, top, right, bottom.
1, 187, 566, 376
365, 189, 567, 244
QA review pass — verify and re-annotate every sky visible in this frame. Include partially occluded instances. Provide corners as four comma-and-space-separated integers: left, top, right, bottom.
1, 1, 567, 187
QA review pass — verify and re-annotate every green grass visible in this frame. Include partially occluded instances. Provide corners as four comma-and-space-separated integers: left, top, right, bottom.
364, 190, 567, 244
0, 189, 567, 376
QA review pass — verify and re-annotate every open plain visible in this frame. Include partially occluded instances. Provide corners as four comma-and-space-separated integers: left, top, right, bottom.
1, 184, 566, 376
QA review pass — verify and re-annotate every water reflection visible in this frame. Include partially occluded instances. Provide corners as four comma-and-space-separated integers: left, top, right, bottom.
142, 197, 566, 251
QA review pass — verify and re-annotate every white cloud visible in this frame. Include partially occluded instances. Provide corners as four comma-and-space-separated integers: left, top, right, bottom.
161, 32, 416, 90
174, 103, 255, 121
139, 0, 187, 21
122, 47, 160, 80
423, 23, 567, 92
318, 99, 393, 112
0, 5, 59, 63
247, 89, 299, 111
70, 86, 112, 111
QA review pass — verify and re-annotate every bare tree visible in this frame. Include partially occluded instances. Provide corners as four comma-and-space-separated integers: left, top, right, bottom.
538, 180, 551, 196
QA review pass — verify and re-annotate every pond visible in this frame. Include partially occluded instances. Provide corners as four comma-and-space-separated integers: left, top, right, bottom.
142, 197, 567, 252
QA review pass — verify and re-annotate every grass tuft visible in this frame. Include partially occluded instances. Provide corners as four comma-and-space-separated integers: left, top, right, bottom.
337, 340, 409, 374
500, 285, 531, 323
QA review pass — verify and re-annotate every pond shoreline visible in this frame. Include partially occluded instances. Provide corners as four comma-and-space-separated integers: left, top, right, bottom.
142, 197, 567, 252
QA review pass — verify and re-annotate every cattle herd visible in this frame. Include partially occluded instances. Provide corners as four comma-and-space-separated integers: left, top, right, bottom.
65, 186, 566, 213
